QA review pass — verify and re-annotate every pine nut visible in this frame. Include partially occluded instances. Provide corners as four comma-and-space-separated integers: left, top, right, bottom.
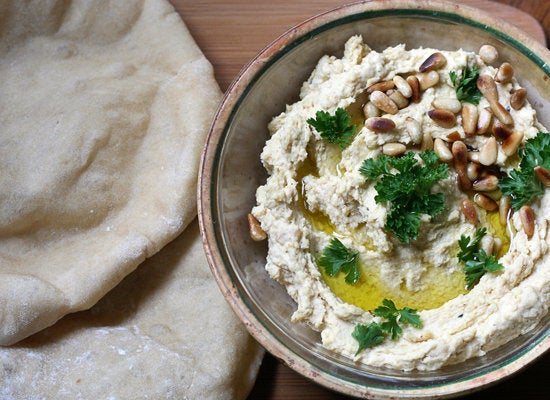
477, 107, 493, 134
370, 90, 398, 115
405, 117, 422, 144
502, 131, 524, 156
365, 117, 395, 132
462, 103, 479, 136
499, 196, 511, 226
480, 232, 495, 256
363, 101, 380, 119
490, 101, 513, 126
406, 75, 421, 103
428, 109, 456, 128
534, 165, 550, 187
367, 80, 395, 93
491, 121, 513, 140
478, 137, 498, 166
421, 131, 434, 151
393, 75, 413, 98
445, 131, 462, 142
461, 199, 478, 224
510, 88, 527, 110
474, 192, 498, 211
382, 142, 407, 156
472, 174, 499, 191
387, 89, 409, 109
419, 52, 447, 72
432, 98, 462, 113
452, 141, 469, 170
468, 151, 480, 163
494, 62, 514, 84
477, 75, 499, 103
418, 70, 440, 91
479, 44, 498, 64
248, 213, 267, 241
434, 138, 453, 162
519, 205, 535, 238
483, 189, 503, 201
467, 162, 482, 181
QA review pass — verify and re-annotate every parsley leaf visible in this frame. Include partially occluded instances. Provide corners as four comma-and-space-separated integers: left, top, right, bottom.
307, 108, 356, 148
318, 237, 360, 284
352, 299, 422, 354
457, 228, 504, 289
450, 65, 482, 104
499, 132, 550, 210
374, 299, 422, 340
359, 151, 449, 243
352, 323, 385, 354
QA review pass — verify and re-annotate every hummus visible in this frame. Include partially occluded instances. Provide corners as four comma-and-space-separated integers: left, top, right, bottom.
251, 36, 550, 371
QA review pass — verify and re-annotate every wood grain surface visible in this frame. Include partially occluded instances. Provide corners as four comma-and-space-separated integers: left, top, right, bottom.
171, 1, 549, 398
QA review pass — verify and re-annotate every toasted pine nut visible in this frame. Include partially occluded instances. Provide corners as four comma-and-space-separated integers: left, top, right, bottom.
480, 233, 495, 256
490, 101, 513, 126
510, 88, 527, 110
387, 89, 409, 109
432, 98, 462, 113
434, 138, 453, 162
477, 75, 499, 103
428, 109, 456, 128
467, 162, 482, 181
452, 141, 469, 170
468, 151, 480, 163
418, 70, 440, 91
473, 174, 499, 191
382, 142, 407, 156
405, 117, 422, 144
461, 199, 478, 224
457, 169, 472, 191
367, 80, 395, 93
478, 137, 498, 166
462, 103, 479, 136
419, 52, 447, 72
491, 121, 513, 140
445, 131, 462, 142
370, 90, 398, 115
499, 196, 511, 226
519, 205, 535, 238
477, 107, 493, 134
421, 131, 434, 151
494, 62, 514, 84
365, 117, 395, 132
534, 165, 550, 187
393, 75, 413, 98
406, 75, 421, 103
474, 192, 498, 211
502, 131, 524, 156
363, 101, 380, 119
479, 44, 498, 64
248, 213, 267, 241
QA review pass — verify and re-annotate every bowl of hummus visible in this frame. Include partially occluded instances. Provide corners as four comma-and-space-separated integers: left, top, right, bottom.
198, 0, 550, 397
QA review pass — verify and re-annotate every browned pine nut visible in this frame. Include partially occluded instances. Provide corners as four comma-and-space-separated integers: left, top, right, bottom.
452, 141, 472, 191
248, 213, 267, 241
474, 192, 498, 211
370, 90, 398, 115
477, 75, 499, 103
499, 196, 511, 226
428, 109, 456, 128
534, 165, 550, 187
462, 103, 479, 136
419, 52, 447, 72
510, 88, 527, 110
492, 121, 513, 140
478, 136, 498, 166
382, 142, 407, 156
461, 199, 478, 224
502, 131, 524, 156
365, 117, 396, 132
433, 138, 453, 162
367, 80, 395, 93
406, 75, 421, 103
473, 174, 499, 191
490, 101, 514, 126
445, 131, 462, 142
519, 205, 535, 238
494, 62, 514, 84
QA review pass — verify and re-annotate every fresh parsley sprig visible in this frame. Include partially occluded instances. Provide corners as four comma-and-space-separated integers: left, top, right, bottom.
499, 132, 550, 210
352, 299, 422, 354
318, 237, 360, 284
457, 228, 504, 289
307, 108, 356, 148
450, 65, 482, 104
359, 150, 449, 243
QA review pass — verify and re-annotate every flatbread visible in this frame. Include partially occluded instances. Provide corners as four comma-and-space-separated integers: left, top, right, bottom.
0, 0, 221, 344
0, 220, 265, 399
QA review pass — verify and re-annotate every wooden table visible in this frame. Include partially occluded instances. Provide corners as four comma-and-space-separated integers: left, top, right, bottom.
171, 1, 549, 398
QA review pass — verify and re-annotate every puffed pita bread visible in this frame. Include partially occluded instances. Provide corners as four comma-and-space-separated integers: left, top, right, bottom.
0, 220, 265, 399
0, 0, 221, 344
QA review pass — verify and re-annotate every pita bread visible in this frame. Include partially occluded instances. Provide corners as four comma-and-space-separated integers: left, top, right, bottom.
0, 0, 221, 344
0, 220, 265, 399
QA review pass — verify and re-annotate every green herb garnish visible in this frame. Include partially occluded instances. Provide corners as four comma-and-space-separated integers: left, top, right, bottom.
318, 237, 360, 284
450, 65, 482, 104
307, 107, 356, 148
352, 299, 422, 354
499, 132, 550, 210
457, 228, 504, 289
359, 150, 449, 243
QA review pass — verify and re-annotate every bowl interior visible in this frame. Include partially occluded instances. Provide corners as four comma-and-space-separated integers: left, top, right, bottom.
201, 2, 550, 398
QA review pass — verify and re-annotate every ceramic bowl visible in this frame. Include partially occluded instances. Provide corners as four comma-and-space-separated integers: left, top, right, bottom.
198, 1, 550, 398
